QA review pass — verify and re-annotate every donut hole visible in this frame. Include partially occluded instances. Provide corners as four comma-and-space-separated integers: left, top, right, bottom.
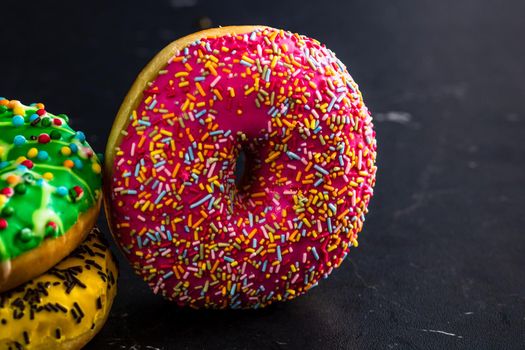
233, 139, 265, 196
234, 148, 247, 189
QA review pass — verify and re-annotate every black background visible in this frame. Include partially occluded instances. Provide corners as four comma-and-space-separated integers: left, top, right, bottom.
2, 0, 525, 349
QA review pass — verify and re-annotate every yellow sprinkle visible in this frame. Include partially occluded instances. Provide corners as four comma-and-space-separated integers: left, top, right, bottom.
264, 151, 281, 163
13, 106, 25, 116
61, 146, 72, 156
141, 200, 150, 212
27, 148, 38, 158
196, 82, 206, 96
92, 163, 102, 174
42, 172, 54, 180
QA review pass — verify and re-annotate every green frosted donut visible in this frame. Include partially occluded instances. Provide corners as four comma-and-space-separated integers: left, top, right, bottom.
0, 98, 102, 290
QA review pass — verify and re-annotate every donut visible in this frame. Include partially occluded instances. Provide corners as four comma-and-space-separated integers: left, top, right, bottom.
0, 98, 102, 292
105, 26, 377, 308
0, 226, 118, 350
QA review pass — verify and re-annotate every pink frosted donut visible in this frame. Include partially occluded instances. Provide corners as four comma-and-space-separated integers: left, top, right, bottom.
105, 26, 377, 308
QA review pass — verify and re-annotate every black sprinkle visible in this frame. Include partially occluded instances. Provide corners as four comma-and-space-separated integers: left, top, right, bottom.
23, 331, 30, 345
0, 229, 118, 332
55, 303, 68, 313
70, 308, 78, 321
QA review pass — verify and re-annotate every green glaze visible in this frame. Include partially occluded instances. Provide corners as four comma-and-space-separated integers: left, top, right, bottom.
0, 99, 102, 261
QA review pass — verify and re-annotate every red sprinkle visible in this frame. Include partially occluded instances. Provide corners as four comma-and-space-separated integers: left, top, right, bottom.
72, 186, 84, 199
36, 109, 46, 116
38, 133, 51, 144
53, 118, 63, 126
47, 221, 58, 230
0, 188, 14, 197
21, 160, 34, 169
0, 219, 7, 230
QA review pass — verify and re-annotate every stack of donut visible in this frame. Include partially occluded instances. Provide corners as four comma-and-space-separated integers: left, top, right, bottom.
0, 98, 118, 349
1, 23, 377, 345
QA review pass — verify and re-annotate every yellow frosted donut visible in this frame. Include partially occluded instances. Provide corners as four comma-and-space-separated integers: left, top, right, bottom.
0, 227, 118, 350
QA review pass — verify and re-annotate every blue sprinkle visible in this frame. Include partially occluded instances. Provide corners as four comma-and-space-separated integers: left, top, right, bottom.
74, 131, 86, 142
56, 186, 68, 197
146, 100, 157, 110
286, 151, 301, 160
154, 160, 166, 168
163, 271, 174, 280
69, 143, 78, 153
240, 60, 252, 67
311, 247, 320, 260
154, 191, 167, 204
37, 150, 49, 161
146, 232, 156, 242
189, 193, 212, 209
195, 109, 207, 119
0, 161, 9, 169
12, 115, 24, 127
29, 114, 39, 123
314, 164, 329, 175
13, 135, 26, 146
73, 159, 83, 169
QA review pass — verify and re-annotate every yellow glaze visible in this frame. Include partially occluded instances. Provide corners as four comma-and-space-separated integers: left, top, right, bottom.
0, 227, 118, 350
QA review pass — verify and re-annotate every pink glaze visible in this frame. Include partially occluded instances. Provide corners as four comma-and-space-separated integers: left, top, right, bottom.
109, 27, 377, 308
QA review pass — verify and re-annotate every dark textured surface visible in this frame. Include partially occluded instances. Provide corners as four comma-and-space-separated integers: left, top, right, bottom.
2, 0, 525, 349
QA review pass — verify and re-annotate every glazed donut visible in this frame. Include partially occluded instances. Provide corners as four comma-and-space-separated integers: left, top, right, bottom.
0, 98, 102, 292
0, 226, 118, 350
105, 26, 377, 308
